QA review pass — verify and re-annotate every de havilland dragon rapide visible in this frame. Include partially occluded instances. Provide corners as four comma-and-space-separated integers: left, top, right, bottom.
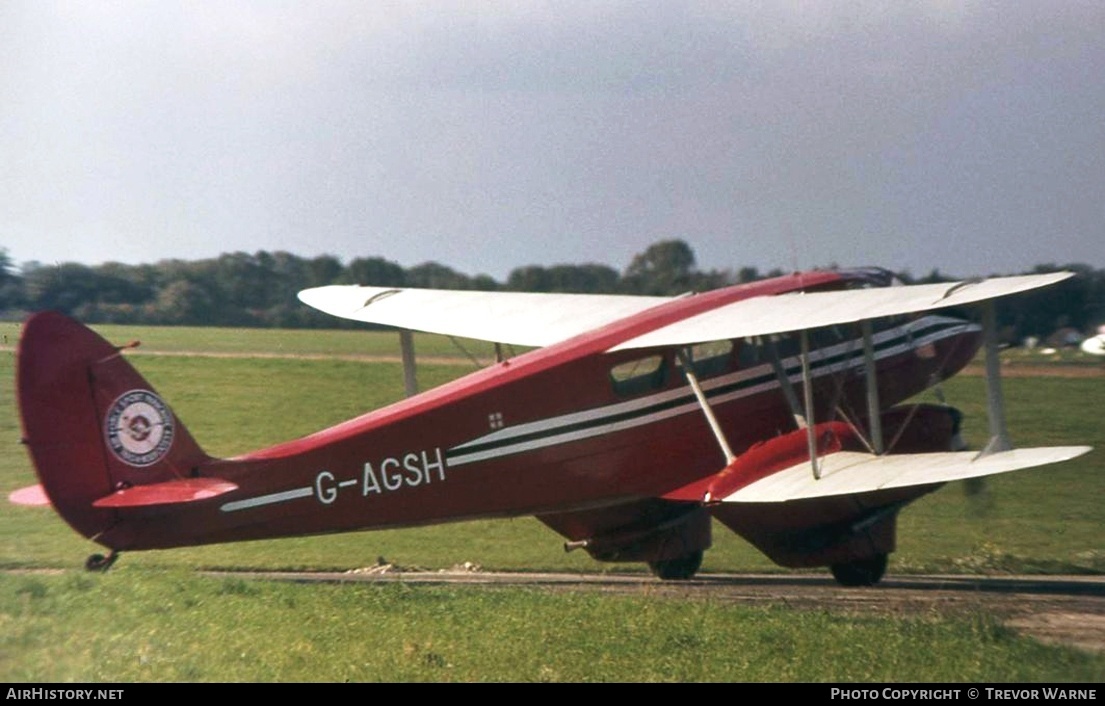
11, 267, 1090, 586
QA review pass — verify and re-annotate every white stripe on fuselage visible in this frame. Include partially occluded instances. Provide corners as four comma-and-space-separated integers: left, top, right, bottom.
445, 316, 977, 467
220, 486, 315, 512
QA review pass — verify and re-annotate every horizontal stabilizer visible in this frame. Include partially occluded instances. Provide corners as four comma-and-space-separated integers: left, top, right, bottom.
9, 484, 50, 507
92, 478, 239, 509
715, 446, 1092, 503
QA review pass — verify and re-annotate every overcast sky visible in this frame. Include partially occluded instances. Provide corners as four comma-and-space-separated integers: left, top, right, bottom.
2, 1, 1102, 282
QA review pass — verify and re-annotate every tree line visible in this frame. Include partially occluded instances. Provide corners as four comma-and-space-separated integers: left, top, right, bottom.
1, 240, 1102, 344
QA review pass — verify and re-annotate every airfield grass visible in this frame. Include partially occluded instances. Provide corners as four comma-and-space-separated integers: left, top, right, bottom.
4, 570, 1103, 683
1, 324, 1104, 681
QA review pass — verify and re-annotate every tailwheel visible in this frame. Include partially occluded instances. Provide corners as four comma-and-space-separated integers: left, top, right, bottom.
85, 551, 119, 572
829, 553, 888, 587
648, 551, 703, 581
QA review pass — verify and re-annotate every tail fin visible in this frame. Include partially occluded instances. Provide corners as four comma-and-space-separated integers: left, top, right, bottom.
17, 312, 212, 546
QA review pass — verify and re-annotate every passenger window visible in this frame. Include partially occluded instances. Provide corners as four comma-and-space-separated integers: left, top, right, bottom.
738, 337, 763, 368
768, 333, 800, 360
809, 325, 849, 350
610, 355, 667, 396
675, 340, 734, 379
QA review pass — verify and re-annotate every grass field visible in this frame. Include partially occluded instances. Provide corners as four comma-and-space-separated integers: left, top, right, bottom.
1, 323, 1103, 681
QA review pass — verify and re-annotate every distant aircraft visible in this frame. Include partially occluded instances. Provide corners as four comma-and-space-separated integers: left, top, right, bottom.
1081, 333, 1105, 356
11, 268, 1090, 585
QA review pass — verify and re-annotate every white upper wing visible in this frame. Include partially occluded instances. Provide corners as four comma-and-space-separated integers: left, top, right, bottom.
605, 271, 1069, 351
299, 272, 1072, 349
297, 285, 671, 347
609, 272, 1073, 351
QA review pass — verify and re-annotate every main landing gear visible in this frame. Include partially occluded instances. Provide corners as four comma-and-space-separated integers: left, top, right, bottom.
648, 550, 704, 581
829, 553, 888, 587
85, 551, 120, 572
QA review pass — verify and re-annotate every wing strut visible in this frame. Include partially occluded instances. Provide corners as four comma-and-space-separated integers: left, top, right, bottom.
980, 300, 1012, 455
399, 330, 418, 398
862, 320, 884, 455
766, 338, 806, 429
677, 349, 736, 465
800, 331, 822, 480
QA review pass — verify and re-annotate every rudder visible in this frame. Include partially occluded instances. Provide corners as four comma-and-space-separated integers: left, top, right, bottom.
17, 312, 210, 547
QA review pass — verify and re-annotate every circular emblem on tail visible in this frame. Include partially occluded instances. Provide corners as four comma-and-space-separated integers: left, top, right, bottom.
105, 390, 175, 467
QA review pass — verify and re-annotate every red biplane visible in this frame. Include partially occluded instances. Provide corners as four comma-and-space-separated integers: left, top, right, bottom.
12, 268, 1091, 585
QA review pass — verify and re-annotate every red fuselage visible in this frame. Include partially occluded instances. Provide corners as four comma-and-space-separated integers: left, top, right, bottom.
18, 270, 981, 555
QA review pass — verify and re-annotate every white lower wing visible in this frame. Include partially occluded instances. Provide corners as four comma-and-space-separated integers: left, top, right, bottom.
722, 446, 1092, 503
298, 286, 669, 347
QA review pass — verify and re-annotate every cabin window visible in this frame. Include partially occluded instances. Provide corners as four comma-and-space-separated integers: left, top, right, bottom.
738, 337, 763, 368
764, 333, 799, 361
811, 325, 852, 350
675, 340, 735, 379
758, 328, 852, 363
609, 355, 667, 397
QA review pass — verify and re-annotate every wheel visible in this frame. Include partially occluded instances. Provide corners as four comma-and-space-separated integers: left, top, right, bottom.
648, 551, 703, 580
830, 553, 887, 587
85, 551, 119, 572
